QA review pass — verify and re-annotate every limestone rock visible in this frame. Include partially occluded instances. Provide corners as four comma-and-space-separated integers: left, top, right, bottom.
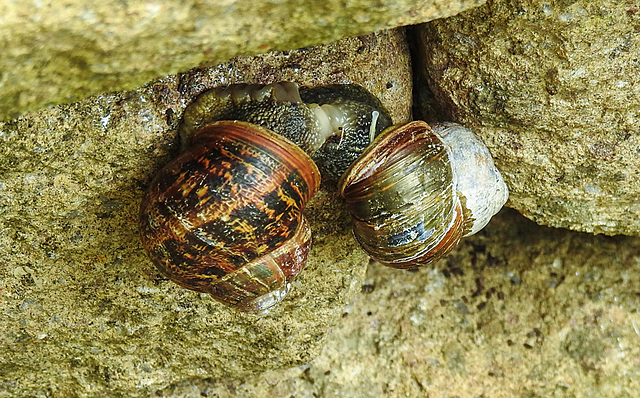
416, 0, 640, 236
0, 0, 485, 121
0, 29, 411, 396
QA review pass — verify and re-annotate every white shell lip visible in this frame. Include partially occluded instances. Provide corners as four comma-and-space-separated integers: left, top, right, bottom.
431, 122, 509, 236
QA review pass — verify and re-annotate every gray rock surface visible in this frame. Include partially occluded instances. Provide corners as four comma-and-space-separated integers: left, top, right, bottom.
0, 0, 485, 121
416, 0, 640, 236
0, 29, 412, 396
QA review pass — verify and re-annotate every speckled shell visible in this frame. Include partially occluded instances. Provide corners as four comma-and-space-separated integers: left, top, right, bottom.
339, 121, 508, 269
140, 120, 320, 312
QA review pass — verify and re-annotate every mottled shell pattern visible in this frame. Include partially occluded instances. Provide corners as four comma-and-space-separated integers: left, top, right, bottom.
140, 82, 392, 312
140, 121, 320, 312
339, 121, 508, 269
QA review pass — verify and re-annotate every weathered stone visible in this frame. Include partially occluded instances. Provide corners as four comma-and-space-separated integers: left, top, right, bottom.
416, 0, 640, 236
0, 0, 486, 121
0, 29, 412, 396
155, 209, 640, 398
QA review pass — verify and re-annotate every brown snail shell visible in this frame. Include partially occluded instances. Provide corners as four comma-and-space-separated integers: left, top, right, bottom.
139, 120, 320, 312
140, 82, 391, 313
339, 121, 508, 269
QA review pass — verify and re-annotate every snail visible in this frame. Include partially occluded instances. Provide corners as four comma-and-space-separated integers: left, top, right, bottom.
139, 81, 508, 312
140, 82, 391, 312
338, 121, 509, 269
139, 120, 320, 312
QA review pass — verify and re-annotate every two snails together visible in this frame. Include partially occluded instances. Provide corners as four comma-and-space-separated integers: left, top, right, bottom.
139, 82, 508, 312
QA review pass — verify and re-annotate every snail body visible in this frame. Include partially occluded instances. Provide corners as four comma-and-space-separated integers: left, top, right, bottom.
141, 82, 391, 312
140, 120, 320, 312
339, 121, 508, 269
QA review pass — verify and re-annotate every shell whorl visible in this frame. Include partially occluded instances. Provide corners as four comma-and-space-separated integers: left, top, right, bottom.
339, 121, 465, 268
140, 121, 320, 312
339, 121, 508, 268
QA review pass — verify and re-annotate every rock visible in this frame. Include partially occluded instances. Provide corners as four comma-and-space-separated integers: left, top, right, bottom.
0, 0, 486, 121
415, 0, 640, 236
0, 29, 412, 396
155, 209, 640, 397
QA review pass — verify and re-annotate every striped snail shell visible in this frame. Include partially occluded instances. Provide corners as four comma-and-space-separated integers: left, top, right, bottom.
338, 121, 508, 269
139, 121, 320, 312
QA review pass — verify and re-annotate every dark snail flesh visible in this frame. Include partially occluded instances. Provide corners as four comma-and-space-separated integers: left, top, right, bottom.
179, 82, 393, 182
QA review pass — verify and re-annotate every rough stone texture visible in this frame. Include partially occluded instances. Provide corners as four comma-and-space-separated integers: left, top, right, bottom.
415, 0, 640, 236
0, 29, 412, 397
0, 0, 486, 121
155, 209, 640, 397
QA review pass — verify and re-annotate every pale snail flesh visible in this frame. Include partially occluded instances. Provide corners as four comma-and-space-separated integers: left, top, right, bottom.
338, 120, 509, 269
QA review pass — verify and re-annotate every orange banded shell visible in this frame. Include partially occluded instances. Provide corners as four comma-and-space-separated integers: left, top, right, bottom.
139, 121, 320, 312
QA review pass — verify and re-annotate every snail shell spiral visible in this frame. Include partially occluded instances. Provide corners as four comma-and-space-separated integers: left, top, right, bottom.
339, 121, 508, 269
140, 121, 320, 312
